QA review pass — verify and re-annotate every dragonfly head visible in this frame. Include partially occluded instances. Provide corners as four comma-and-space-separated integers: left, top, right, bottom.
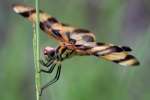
43, 46, 56, 59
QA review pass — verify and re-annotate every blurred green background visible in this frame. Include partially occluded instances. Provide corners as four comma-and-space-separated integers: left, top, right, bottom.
0, 0, 149, 100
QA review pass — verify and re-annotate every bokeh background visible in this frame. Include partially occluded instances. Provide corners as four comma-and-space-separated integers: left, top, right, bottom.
0, 0, 149, 100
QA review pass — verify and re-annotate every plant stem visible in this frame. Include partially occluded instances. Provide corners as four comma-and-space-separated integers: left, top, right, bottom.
33, 0, 41, 100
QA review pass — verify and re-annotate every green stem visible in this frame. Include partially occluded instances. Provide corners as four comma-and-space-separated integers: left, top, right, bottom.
33, 0, 41, 100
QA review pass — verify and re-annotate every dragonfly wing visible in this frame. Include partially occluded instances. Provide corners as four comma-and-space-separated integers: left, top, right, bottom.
75, 42, 139, 66
12, 4, 96, 44
12, 4, 69, 42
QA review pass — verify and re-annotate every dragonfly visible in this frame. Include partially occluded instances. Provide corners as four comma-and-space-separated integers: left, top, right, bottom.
12, 4, 140, 96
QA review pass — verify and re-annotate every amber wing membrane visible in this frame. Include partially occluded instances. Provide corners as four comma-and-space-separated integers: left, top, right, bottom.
12, 4, 96, 45
75, 42, 140, 66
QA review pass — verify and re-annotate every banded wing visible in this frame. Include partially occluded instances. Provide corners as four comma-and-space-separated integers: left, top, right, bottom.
12, 4, 96, 45
75, 42, 140, 66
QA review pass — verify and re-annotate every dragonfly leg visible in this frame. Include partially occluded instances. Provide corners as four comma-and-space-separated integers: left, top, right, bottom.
39, 59, 54, 67
40, 62, 57, 74
39, 64, 61, 96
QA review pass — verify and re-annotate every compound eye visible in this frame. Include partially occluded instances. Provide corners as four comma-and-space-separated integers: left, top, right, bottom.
43, 46, 55, 57
44, 50, 48, 55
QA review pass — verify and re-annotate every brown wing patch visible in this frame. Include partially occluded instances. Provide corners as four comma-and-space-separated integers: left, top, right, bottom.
94, 44, 139, 66
13, 4, 96, 44
112, 55, 139, 66
75, 42, 139, 66
73, 28, 90, 33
